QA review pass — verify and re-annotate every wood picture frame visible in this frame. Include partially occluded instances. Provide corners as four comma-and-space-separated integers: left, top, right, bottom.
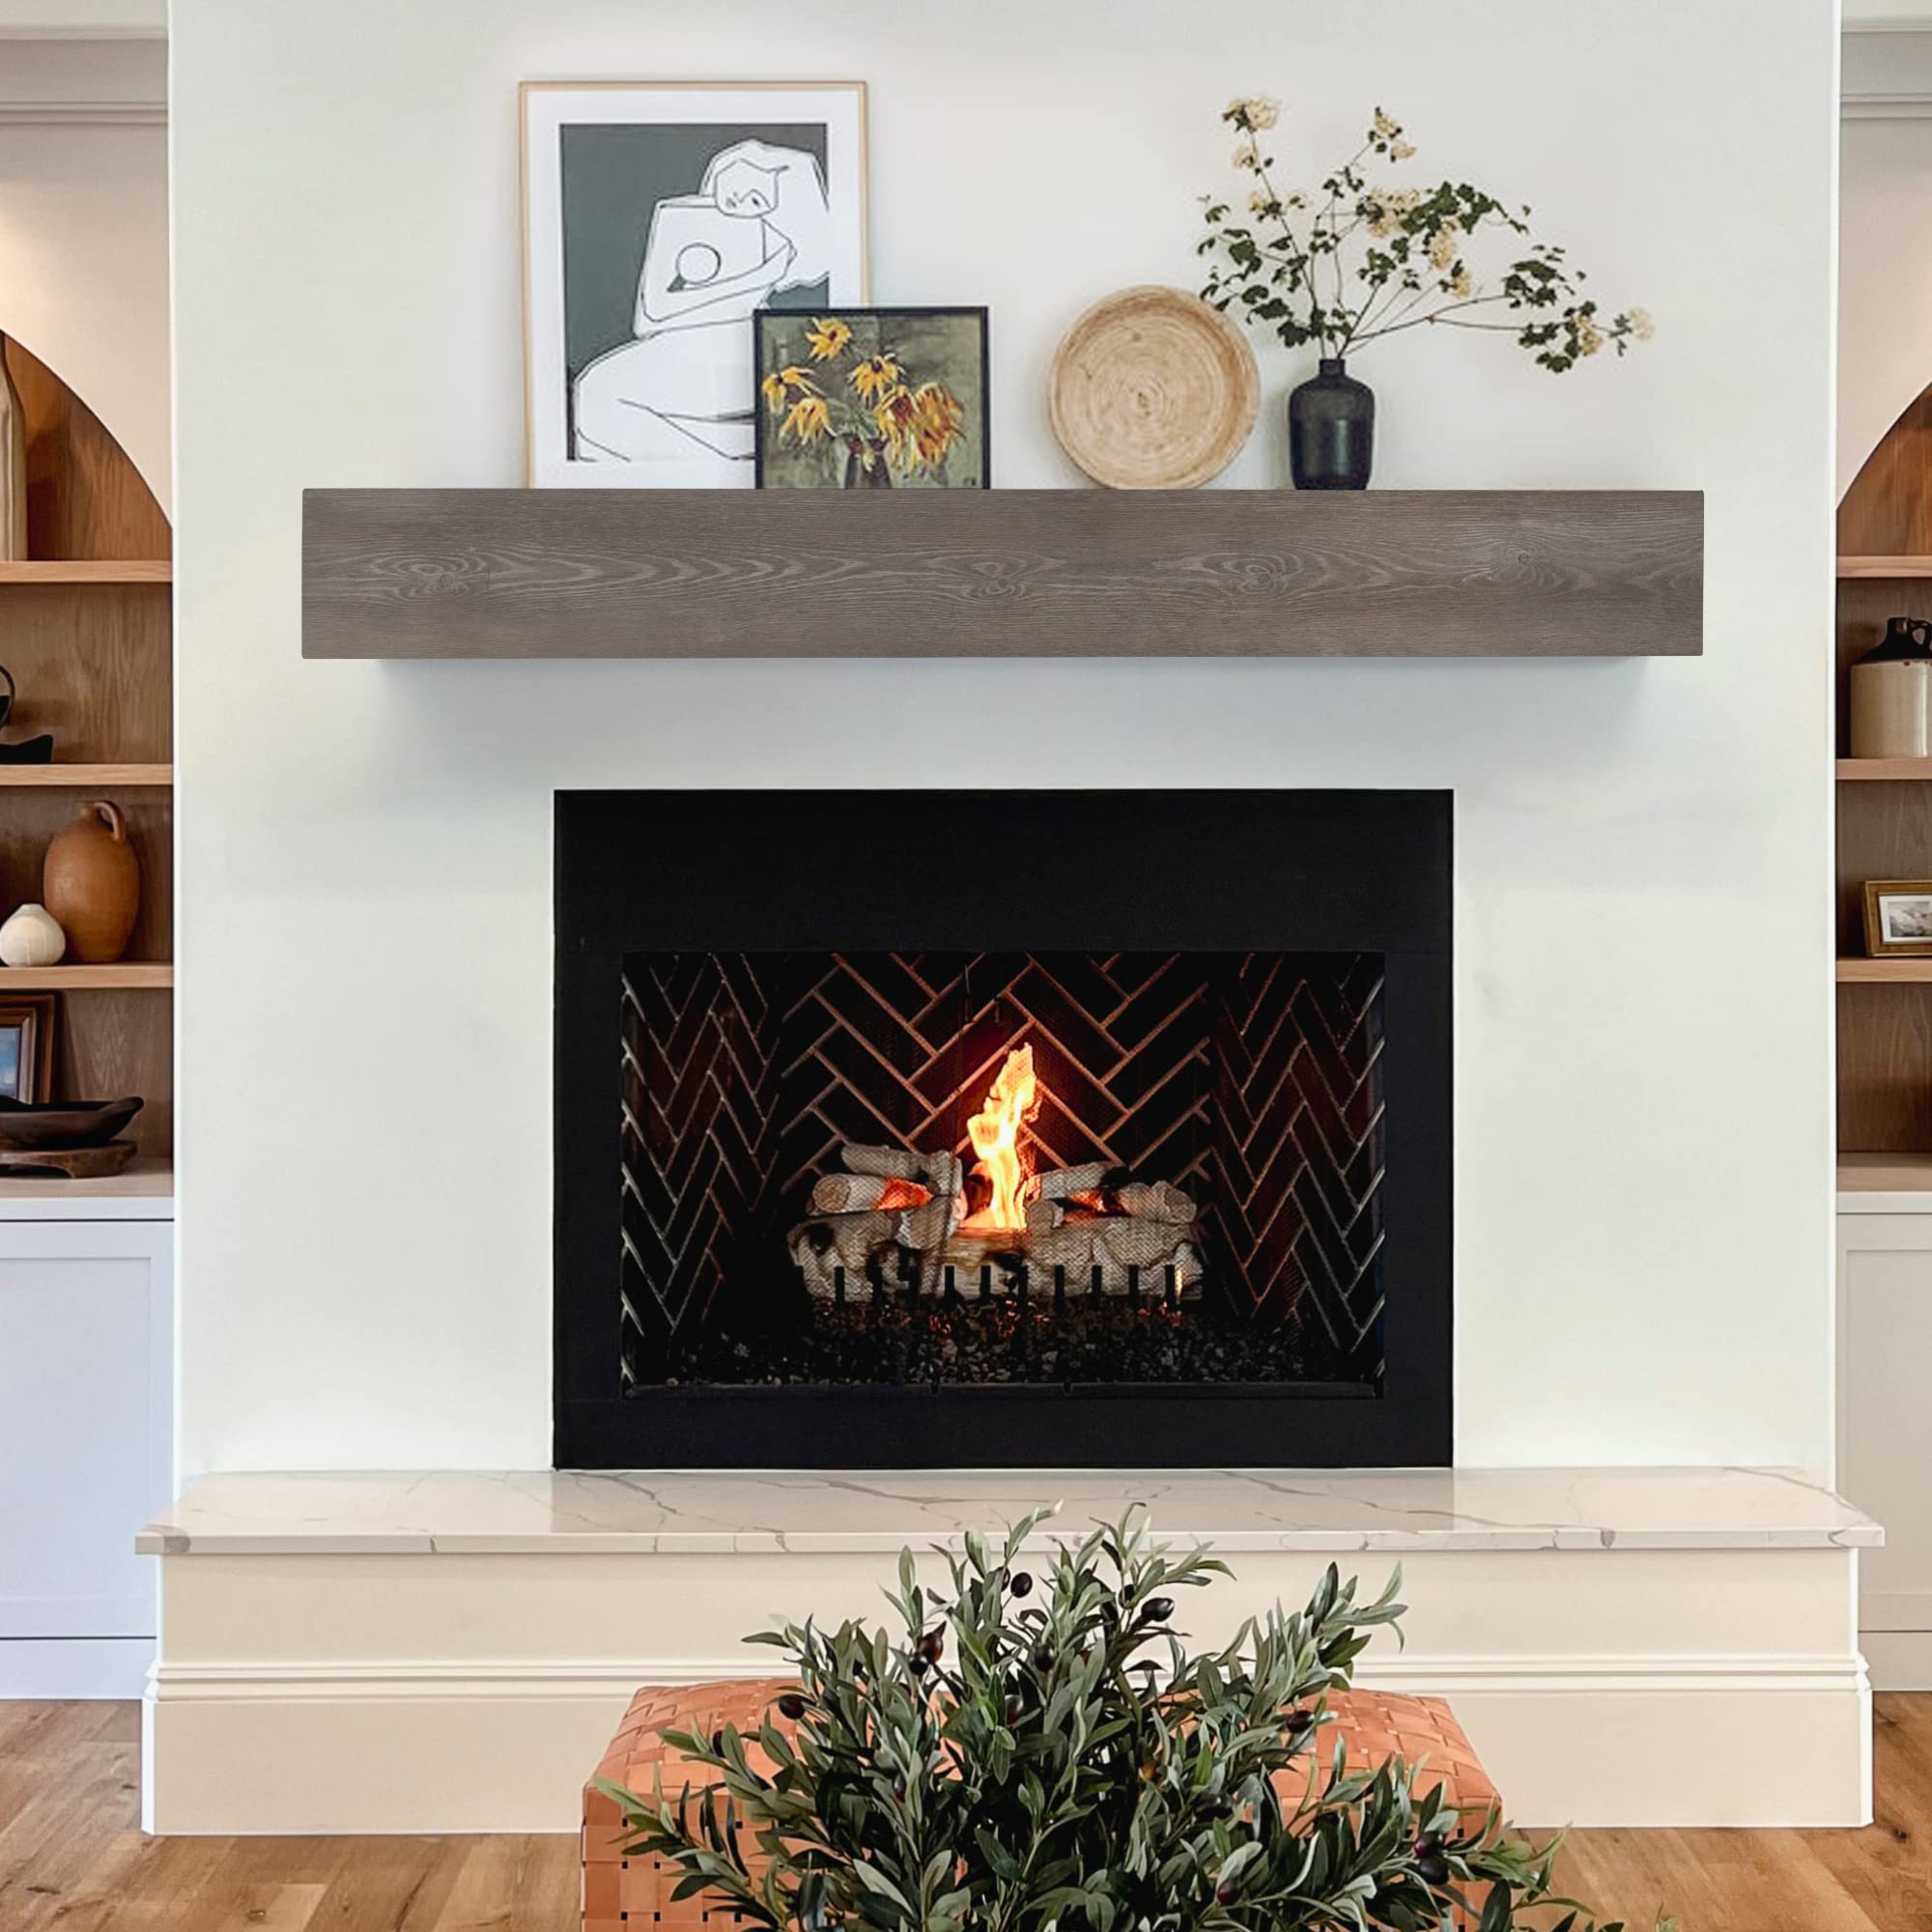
0, 993, 57, 1103
520, 79, 869, 489
1863, 878, 1932, 956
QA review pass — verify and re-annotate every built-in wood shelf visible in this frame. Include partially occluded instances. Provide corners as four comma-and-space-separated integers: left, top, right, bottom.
0, 1156, 173, 1207
0, 764, 171, 786
0, 559, 170, 584
1838, 957, 1932, 982
1838, 555, 1932, 580
0, 964, 172, 990
303, 488, 1705, 661
1837, 757, 1932, 781
1839, 1151, 1932, 1192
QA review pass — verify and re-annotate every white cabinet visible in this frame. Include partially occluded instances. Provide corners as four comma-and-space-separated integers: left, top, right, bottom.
0, 1190, 172, 1697
1839, 1195, 1932, 1690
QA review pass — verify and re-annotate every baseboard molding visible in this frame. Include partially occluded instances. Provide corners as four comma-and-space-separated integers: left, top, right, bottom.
1, 1635, 154, 1699
144, 1647, 1872, 1833
1864, 1629, 1932, 1690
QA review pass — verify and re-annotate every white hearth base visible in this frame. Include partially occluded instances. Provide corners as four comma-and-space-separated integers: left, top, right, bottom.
139, 1469, 1878, 1834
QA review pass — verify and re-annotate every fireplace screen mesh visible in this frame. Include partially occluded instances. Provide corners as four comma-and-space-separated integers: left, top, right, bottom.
616, 950, 1385, 1391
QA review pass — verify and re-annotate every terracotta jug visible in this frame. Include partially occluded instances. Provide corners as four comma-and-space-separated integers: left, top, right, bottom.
43, 801, 140, 963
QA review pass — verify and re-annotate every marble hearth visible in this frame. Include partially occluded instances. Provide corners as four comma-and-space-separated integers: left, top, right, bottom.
139, 1466, 1876, 1834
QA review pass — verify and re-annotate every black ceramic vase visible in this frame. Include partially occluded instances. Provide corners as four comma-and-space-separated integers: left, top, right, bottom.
1288, 358, 1375, 490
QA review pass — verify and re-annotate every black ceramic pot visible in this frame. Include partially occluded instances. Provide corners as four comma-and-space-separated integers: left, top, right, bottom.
1288, 358, 1375, 490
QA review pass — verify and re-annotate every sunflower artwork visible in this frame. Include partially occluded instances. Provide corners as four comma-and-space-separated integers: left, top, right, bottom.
753, 305, 988, 488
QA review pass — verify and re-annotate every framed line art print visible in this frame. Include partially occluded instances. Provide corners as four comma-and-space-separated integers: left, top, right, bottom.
522, 81, 869, 489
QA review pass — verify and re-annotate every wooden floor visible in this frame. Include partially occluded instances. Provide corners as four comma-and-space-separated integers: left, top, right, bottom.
4, 1698, 1931, 1930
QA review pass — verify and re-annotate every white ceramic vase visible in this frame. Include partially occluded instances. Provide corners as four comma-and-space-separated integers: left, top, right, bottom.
0, 902, 66, 967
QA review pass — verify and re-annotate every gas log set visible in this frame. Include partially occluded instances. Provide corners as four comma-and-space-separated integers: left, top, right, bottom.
788, 1046, 1205, 1308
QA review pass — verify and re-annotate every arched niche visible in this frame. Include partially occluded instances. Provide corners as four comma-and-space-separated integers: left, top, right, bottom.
3, 335, 169, 561
0, 333, 172, 1162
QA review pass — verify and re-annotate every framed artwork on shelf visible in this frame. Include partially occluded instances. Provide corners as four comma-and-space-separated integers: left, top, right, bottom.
0, 992, 56, 1103
753, 306, 989, 489
521, 80, 868, 490
1863, 878, 1932, 956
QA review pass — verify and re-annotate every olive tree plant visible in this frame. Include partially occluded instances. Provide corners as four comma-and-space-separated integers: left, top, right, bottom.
602, 1512, 1667, 1932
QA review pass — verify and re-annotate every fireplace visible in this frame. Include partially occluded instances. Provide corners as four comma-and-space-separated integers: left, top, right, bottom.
554, 790, 1450, 1467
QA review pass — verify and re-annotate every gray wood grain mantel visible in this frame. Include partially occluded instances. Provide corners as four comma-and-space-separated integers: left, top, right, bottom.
300, 488, 1703, 660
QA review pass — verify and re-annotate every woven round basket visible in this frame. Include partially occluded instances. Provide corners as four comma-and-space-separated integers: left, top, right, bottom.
1048, 286, 1260, 490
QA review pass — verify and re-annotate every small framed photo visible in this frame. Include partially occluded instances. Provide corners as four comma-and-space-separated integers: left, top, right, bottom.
521, 80, 868, 489
1864, 879, 1932, 955
754, 306, 989, 489
0, 994, 56, 1103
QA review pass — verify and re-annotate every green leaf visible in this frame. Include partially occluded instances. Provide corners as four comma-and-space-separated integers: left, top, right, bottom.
850, 1862, 911, 1908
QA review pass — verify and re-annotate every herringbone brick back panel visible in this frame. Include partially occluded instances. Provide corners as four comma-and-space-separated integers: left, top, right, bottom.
618, 952, 1385, 1383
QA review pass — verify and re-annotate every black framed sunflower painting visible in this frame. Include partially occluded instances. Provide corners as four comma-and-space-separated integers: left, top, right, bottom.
753, 306, 989, 488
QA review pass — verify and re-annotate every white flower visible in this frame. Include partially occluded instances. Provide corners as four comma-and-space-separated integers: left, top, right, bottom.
1390, 140, 1416, 161
1450, 268, 1473, 298
1427, 221, 1460, 271
1576, 316, 1605, 356
1233, 143, 1259, 170
1228, 94, 1280, 131
1364, 185, 1427, 239
1374, 107, 1400, 138
1248, 187, 1277, 214
1627, 306, 1655, 341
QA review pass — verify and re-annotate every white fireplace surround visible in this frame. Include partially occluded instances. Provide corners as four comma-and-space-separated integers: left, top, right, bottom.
161, 0, 1843, 1846
139, 1466, 1876, 1834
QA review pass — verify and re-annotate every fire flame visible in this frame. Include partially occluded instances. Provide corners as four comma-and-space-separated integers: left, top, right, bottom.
960, 1045, 1040, 1234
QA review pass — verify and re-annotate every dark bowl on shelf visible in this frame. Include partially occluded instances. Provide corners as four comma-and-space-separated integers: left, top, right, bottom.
0, 1095, 144, 1150
0, 734, 55, 764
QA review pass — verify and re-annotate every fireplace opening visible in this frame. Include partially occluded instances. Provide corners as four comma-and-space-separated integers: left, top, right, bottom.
556, 791, 1450, 1468
620, 950, 1386, 1394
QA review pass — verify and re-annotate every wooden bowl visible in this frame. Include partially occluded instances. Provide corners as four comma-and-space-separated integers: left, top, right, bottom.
1048, 286, 1260, 490
0, 1094, 144, 1150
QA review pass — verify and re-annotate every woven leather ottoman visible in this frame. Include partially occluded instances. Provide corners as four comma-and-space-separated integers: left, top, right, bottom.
582, 1678, 1498, 1931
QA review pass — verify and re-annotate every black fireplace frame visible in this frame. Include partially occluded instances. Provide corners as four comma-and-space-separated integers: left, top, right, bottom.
554, 790, 1452, 1470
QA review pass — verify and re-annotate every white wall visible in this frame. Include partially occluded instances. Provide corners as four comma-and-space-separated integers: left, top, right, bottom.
170, 0, 1840, 1475
0, 38, 168, 508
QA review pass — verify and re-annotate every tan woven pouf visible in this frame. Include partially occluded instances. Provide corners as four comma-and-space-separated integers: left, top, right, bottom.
582, 1678, 1498, 1932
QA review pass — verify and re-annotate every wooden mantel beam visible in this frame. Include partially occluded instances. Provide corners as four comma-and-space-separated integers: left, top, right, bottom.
300, 487, 1703, 660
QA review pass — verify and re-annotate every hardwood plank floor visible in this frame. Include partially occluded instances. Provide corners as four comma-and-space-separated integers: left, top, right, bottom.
2, 1697, 1927, 1929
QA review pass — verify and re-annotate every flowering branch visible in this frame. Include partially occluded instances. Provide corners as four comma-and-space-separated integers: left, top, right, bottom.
1200, 99, 1652, 373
